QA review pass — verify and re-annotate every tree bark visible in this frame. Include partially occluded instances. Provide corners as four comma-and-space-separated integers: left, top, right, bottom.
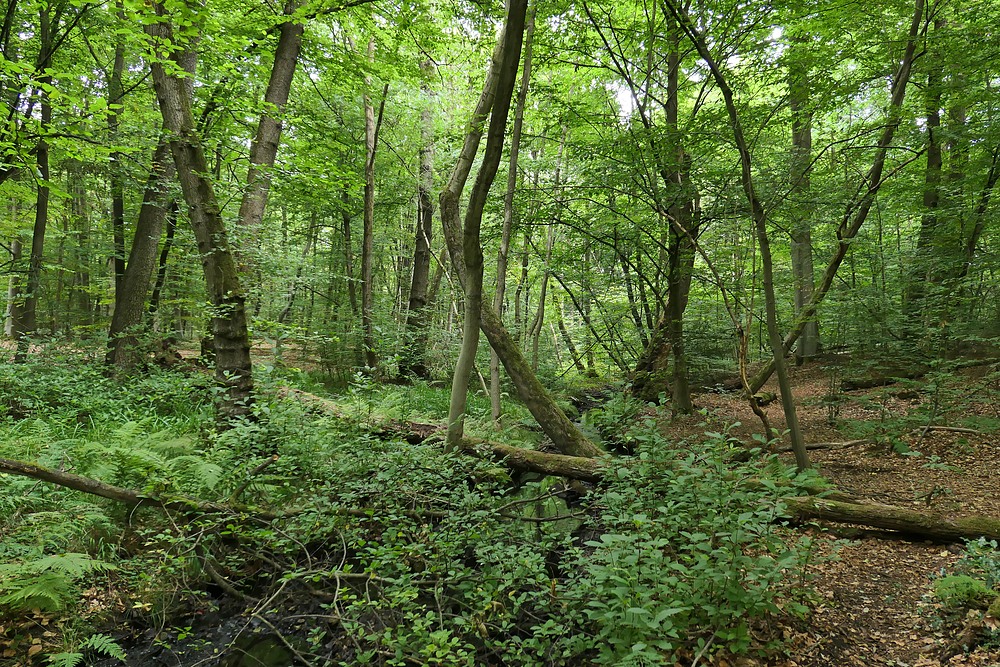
147, 8, 254, 421
665, 0, 810, 469
108, 35, 126, 300
399, 61, 436, 380
11, 24, 50, 362
236, 0, 304, 254
490, 7, 534, 424
788, 38, 819, 361
359, 39, 386, 372
785, 496, 1000, 543
444, 0, 528, 450
106, 138, 177, 368
148, 202, 178, 321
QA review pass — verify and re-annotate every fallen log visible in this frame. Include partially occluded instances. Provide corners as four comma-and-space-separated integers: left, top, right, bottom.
774, 439, 869, 453
0, 456, 279, 520
272, 387, 1000, 543
912, 426, 982, 436
784, 496, 1000, 542
460, 437, 604, 482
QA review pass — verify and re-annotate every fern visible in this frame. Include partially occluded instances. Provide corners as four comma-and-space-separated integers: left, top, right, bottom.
46, 633, 126, 666
168, 455, 223, 493
0, 553, 115, 614
45, 653, 83, 667
81, 633, 127, 660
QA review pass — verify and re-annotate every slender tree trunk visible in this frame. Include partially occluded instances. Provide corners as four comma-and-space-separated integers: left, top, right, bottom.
148, 201, 178, 322
359, 39, 386, 372
529, 126, 566, 370
340, 187, 359, 316
4, 238, 21, 337
277, 222, 315, 325
529, 223, 554, 371
490, 7, 534, 424
665, 0, 811, 469
908, 32, 944, 317
106, 138, 178, 367
237, 0, 304, 253
12, 9, 50, 360
555, 293, 586, 374
788, 39, 819, 361
663, 24, 694, 413
108, 37, 126, 300
443, 0, 528, 450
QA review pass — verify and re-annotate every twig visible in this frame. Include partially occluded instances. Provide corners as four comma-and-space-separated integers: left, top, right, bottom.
912, 426, 982, 436
228, 454, 279, 503
774, 439, 869, 452
251, 613, 315, 667
198, 551, 259, 604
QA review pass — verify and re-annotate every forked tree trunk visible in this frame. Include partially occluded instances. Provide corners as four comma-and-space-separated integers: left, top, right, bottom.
443, 0, 528, 449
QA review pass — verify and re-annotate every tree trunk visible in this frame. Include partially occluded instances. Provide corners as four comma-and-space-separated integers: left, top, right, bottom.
746, 0, 925, 394
785, 497, 1000, 543
147, 8, 254, 421
359, 39, 386, 372
276, 222, 315, 325
907, 29, 945, 318
399, 61, 436, 380
665, 0, 811, 469
555, 293, 587, 374
108, 36, 126, 300
443, 0, 528, 450
490, 7, 534, 424
529, 223, 555, 371
788, 39, 819, 361
148, 202, 178, 321
106, 138, 177, 368
4, 237, 21, 337
236, 0, 304, 254
11, 16, 50, 361
340, 187, 359, 317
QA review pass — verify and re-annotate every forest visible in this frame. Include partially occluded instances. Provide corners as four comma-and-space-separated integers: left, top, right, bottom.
0, 0, 999, 663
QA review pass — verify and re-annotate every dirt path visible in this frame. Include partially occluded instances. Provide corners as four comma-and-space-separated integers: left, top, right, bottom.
661, 363, 1000, 666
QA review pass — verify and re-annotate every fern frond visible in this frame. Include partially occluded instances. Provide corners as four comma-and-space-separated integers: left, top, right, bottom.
45, 651, 84, 667
168, 455, 223, 493
81, 633, 127, 661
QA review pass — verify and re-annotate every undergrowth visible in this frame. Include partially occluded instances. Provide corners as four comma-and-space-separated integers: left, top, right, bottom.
0, 353, 819, 665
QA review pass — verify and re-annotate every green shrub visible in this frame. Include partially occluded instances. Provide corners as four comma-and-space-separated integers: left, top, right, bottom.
933, 575, 995, 609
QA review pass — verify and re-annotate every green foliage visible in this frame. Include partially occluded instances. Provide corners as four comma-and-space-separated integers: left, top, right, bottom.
584, 392, 646, 449
46, 633, 127, 666
952, 539, 1000, 592
555, 421, 815, 663
933, 575, 995, 609
0, 359, 819, 664
0, 553, 115, 615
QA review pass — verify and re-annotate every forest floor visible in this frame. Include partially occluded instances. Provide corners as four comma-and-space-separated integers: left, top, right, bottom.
657, 362, 1000, 667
